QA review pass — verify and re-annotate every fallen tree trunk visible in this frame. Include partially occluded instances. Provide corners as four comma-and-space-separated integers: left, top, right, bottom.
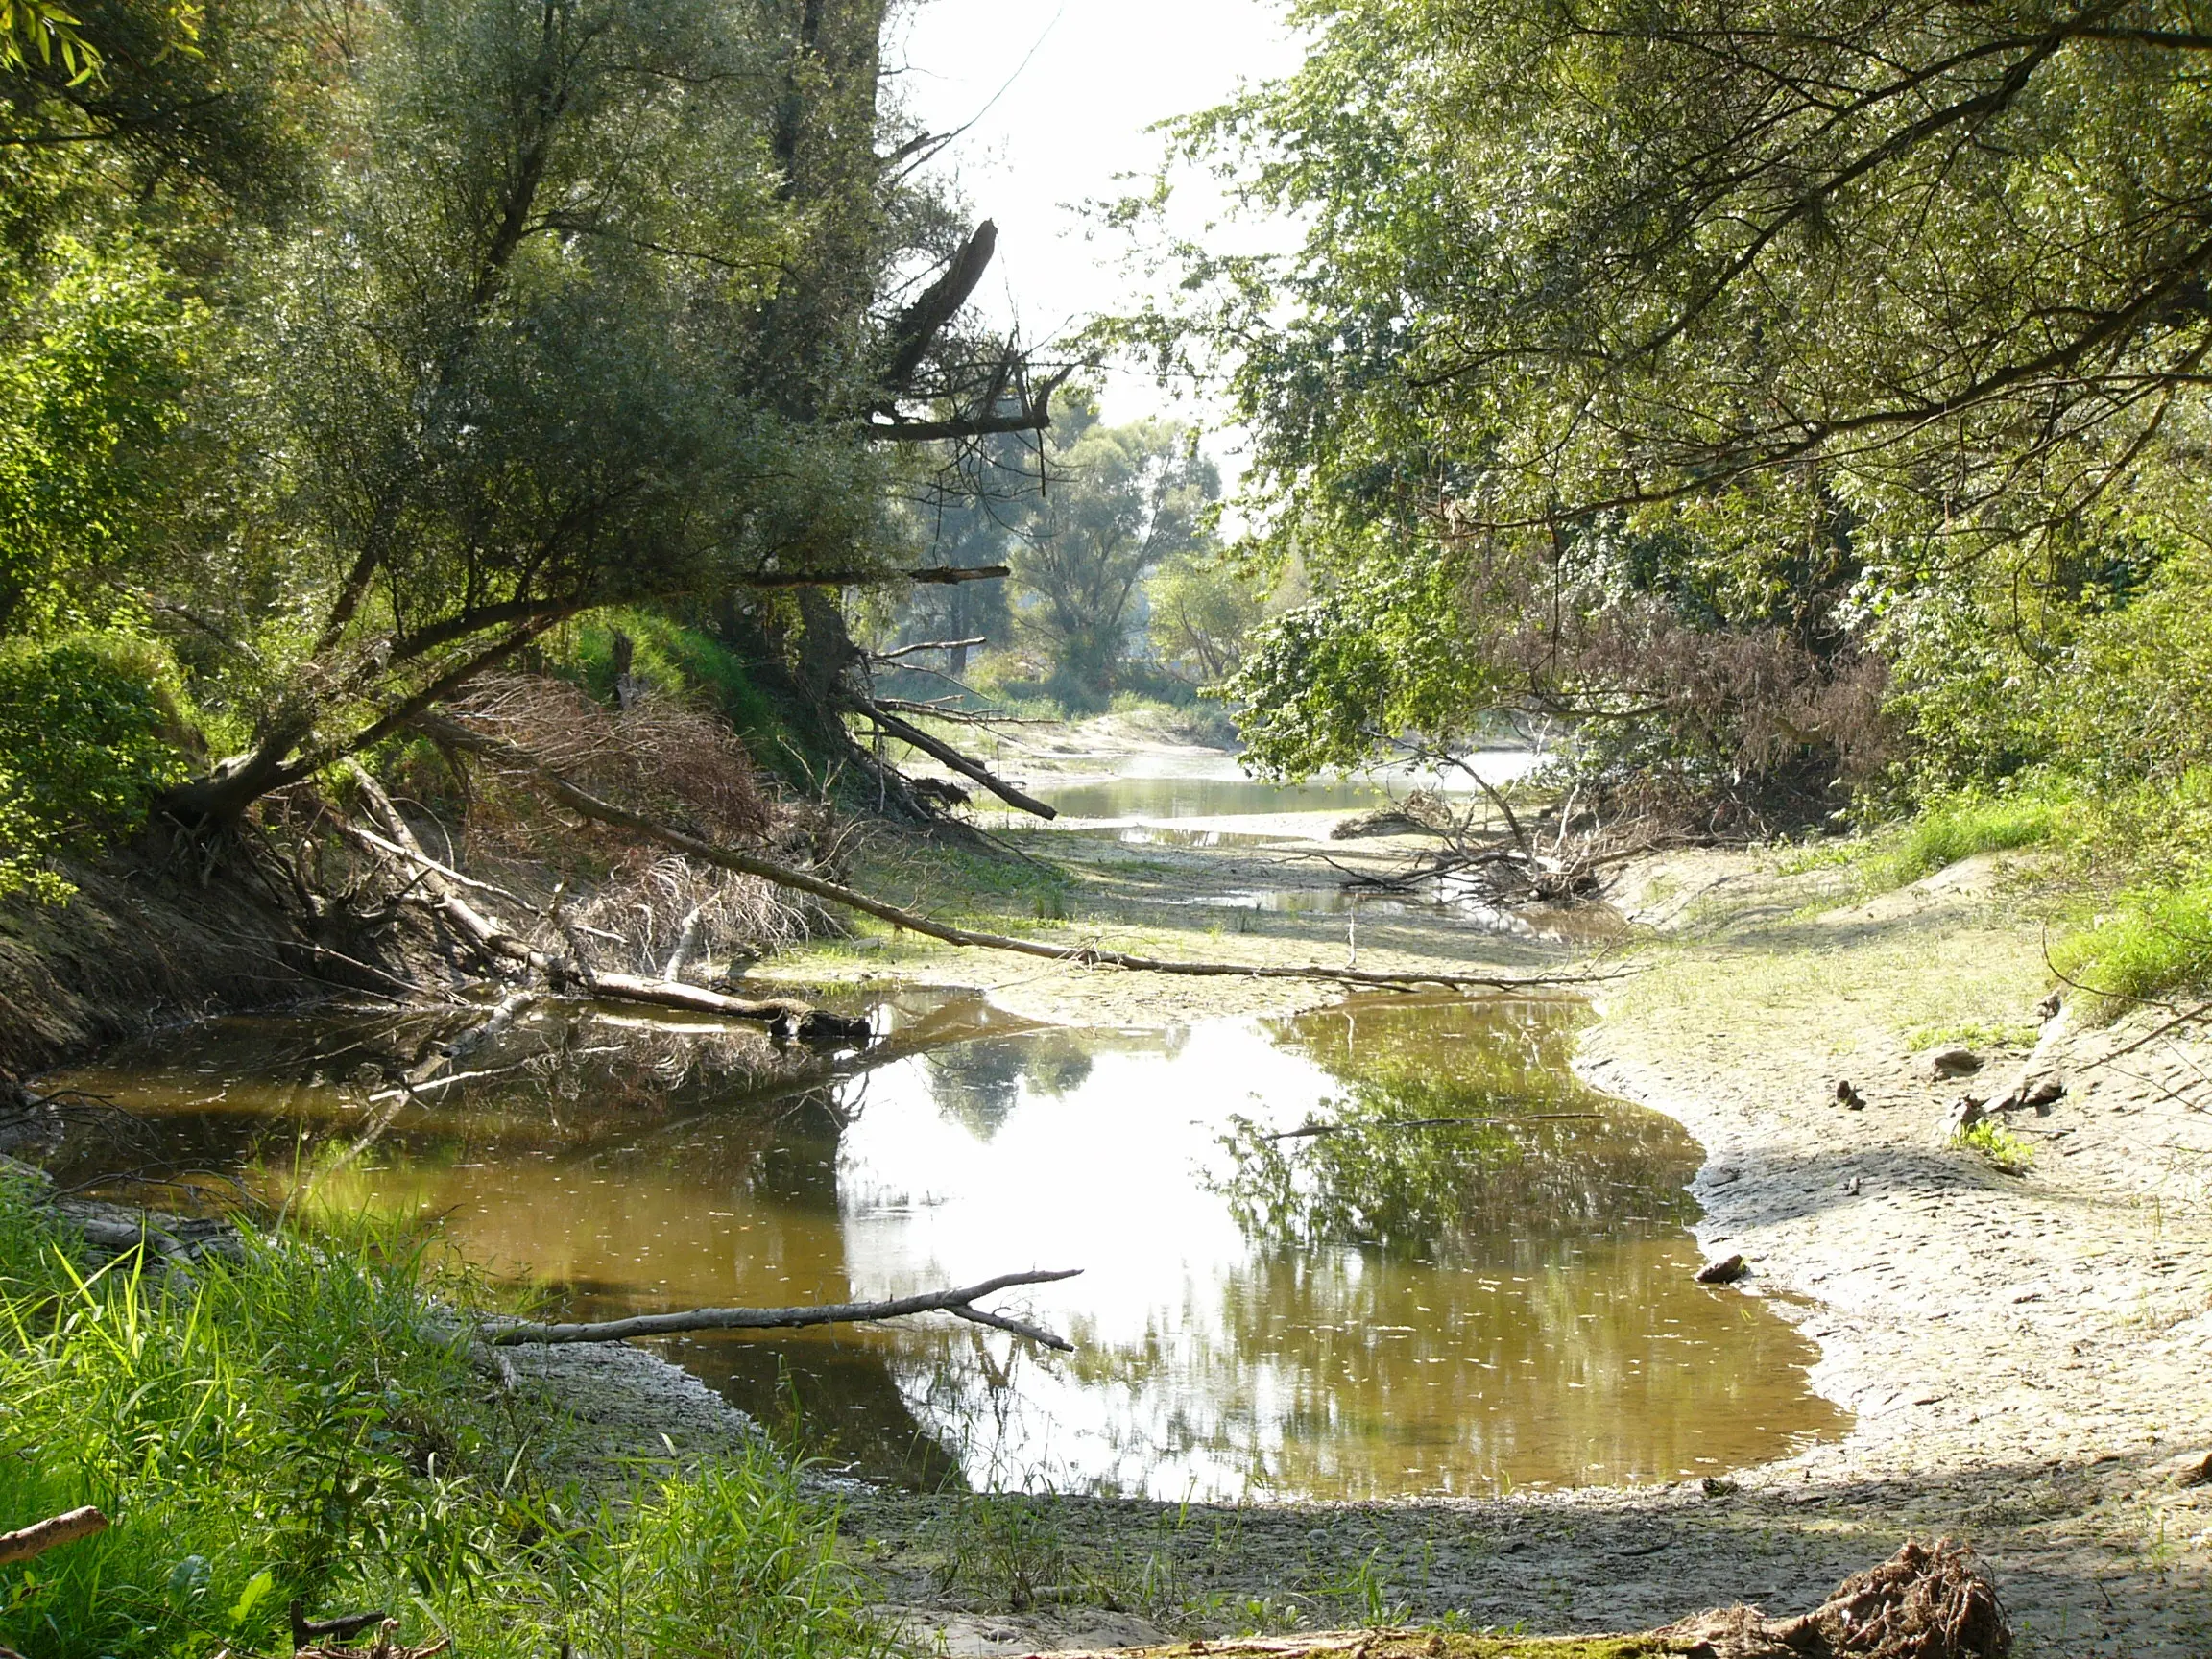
0, 1506, 107, 1565
488, 1267, 1081, 1350
412, 715, 1618, 995
851, 698, 1059, 819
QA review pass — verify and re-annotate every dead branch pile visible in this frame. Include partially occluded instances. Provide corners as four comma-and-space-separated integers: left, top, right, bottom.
338, 766, 869, 1041
452, 675, 771, 843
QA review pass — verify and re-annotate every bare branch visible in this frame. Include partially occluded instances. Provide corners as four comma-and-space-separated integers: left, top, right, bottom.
487, 1267, 1083, 1349
0, 1508, 108, 1566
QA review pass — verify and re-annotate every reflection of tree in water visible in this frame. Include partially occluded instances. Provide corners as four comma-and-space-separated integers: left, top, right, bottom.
922, 1026, 1192, 1138
923, 1039, 1028, 1138
1214, 995, 1698, 1259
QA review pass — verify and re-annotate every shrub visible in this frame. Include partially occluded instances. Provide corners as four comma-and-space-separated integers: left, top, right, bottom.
0, 632, 190, 901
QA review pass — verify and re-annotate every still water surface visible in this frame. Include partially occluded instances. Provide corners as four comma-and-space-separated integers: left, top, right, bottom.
52, 992, 1844, 1500
1005, 749, 1544, 830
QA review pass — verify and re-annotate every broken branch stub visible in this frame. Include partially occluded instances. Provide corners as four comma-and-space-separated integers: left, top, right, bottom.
486, 1268, 1082, 1350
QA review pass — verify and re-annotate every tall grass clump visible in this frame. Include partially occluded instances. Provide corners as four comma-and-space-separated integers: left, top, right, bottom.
2051, 879, 2212, 1018
0, 1176, 876, 1658
1859, 790, 2073, 892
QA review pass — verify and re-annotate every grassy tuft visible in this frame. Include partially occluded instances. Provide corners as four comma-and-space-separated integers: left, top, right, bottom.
1859, 793, 2071, 892
0, 1177, 875, 1659
2050, 878, 2212, 1018
1953, 1119, 2034, 1175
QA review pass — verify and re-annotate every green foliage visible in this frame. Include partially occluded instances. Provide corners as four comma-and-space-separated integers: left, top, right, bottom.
1223, 562, 1504, 780
2051, 879, 2212, 1017
0, 1186, 877, 1659
1953, 1120, 2035, 1177
0, 239, 198, 636
0, 633, 190, 900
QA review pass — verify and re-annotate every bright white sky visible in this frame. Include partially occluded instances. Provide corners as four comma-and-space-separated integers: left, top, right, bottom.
885, 0, 1309, 426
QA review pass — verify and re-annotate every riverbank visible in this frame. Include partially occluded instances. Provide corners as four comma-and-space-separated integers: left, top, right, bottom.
12, 730, 2211, 1654
781, 824, 2212, 1656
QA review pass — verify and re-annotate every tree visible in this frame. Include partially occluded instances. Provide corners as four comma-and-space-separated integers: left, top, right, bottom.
1008, 398, 1218, 709
1146, 547, 1263, 687
154, 0, 1046, 823
1129, 0, 2212, 809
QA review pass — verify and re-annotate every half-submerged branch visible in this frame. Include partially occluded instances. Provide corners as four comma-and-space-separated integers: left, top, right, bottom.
413, 714, 1620, 994
488, 1268, 1082, 1350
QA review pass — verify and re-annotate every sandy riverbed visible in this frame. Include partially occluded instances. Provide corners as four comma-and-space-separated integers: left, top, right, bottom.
753, 783, 2212, 1654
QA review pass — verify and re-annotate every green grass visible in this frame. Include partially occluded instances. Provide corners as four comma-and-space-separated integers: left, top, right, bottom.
1903, 1020, 2041, 1053
1953, 1119, 2035, 1175
2050, 878, 2212, 1017
0, 1175, 877, 1659
1859, 793, 2072, 892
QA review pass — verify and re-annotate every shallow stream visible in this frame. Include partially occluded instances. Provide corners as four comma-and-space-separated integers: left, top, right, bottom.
49, 990, 1844, 1502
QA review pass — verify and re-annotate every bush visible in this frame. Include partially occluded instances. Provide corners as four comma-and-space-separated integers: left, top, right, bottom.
0, 632, 190, 902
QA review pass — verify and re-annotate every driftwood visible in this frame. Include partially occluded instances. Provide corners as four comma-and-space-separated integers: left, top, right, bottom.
412, 715, 1620, 995
342, 772, 868, 1042
0, 1505, 108, 1565
488, 1268, 1081, 1350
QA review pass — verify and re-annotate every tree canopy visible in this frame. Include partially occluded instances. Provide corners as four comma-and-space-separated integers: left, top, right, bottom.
1131, 0, 2212, 814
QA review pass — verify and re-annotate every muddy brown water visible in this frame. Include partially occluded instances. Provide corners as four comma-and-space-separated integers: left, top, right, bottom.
47, 990, 1844, 1502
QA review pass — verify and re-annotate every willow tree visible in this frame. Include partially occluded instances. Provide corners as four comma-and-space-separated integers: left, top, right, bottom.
157, 0, 910, 820
1137, 0, 2212, 808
